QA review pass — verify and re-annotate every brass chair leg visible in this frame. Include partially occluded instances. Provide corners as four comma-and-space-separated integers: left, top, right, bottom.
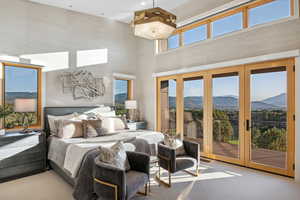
183, 164, 200, 177
137, 183, 148, 196
155, 168, 172, 188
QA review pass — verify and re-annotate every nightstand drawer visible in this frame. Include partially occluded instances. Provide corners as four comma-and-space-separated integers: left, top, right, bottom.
0, 144, 45, 169
0, 134, 41, 148
0, 131, 46, 183
0, 161, 45, 181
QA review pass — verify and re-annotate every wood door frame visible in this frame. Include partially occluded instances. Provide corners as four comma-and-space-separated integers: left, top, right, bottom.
244, 58, 295, 177
156, 58, 295, 177
206, 66, 246, 166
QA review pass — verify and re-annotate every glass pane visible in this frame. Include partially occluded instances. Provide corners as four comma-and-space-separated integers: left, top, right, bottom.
250, 67, 287, 169
212, 12, 243, 37
183, 77, 204, 152
183, 25, 207, 45
249, 0, 291, 27
212, 73, 240, 159
168, 34, 180, 49
114, 79, 128, 115
4, 66, 38, 129
160, 79, 176, 134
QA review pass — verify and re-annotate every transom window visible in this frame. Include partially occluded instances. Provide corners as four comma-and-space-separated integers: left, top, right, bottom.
162, 0, 294, 52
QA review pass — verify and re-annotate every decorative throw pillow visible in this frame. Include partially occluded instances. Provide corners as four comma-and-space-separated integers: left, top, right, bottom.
85, 106, 112, 115
98, 141, 131, 171
56, 119, 83, 139
48, 113, 76, 136
96, 111, 116, 118
98, 117, 128, 134
82, 119, 104, 138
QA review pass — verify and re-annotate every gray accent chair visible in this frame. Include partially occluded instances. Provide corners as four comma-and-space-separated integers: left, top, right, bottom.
156, 140, 200, 187
93, 151, 150, 200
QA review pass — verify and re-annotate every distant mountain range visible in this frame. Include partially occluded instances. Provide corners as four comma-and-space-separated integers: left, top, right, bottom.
115, 92, 286, 111
171, 93, 286, 111
5, 92, 37, 104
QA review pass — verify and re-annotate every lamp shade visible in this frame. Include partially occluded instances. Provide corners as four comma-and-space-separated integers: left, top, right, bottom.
125, 100, 137, 109
133, 7, 176, 40
14, 98, 37, 113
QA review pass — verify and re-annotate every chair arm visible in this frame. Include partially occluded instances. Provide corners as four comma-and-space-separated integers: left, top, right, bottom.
183, 140, 200, 162
93, 158, 126, 200
126, 151, 150, 175
157, 143, 176, 173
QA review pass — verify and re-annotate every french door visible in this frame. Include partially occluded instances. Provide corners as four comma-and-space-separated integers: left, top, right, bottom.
244, 59, 295, 176
156, 58, 295, 176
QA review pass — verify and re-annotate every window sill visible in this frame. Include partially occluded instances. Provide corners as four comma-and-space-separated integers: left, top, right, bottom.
156, 16, 299, 56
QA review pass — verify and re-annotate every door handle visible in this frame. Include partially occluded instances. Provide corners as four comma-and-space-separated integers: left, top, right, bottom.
246, 120, 251, 131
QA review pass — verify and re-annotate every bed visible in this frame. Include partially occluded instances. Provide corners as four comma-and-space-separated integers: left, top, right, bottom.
44, 106, 164, 187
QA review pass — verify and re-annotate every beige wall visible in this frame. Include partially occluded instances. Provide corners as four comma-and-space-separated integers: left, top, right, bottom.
0, 0, 138, 107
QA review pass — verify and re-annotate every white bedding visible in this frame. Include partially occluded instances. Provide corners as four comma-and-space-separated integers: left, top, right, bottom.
48, 130, 164, 178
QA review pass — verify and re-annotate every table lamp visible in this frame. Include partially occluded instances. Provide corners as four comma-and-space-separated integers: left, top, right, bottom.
125, 100, 137, 122
14, 98, 37, 133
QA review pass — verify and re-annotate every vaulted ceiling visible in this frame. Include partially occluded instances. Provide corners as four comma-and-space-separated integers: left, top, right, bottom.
28, 0, 233, 23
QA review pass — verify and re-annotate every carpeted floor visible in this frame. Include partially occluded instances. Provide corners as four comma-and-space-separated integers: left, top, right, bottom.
0, 160, 299, 200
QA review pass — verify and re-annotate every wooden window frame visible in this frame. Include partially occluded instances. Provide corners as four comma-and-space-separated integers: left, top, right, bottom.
156, 58, 295, 177
1, 62, 42, 130
114, 78, 133, 102
162, 0, 295, 52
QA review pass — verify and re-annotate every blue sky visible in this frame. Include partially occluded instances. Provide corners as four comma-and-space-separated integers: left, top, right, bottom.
168, 70, 286, 101
114, 79, 128, 95
5, 66, 38, 93
168, 0, 290, 48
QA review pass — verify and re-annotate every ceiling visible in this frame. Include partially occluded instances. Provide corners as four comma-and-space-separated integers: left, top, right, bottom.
28, 0, 233, 23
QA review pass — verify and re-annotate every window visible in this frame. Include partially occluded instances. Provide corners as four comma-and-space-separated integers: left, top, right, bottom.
3, 63, 42, 129
77, 49, 108, 67
114, 79, 132, 115
212, 12, 243, 38
156, 58, 295, 176
183, 25, 207, 45
161, 0, 294, 52
249, 0, 291, 27
168, 34, 180, 49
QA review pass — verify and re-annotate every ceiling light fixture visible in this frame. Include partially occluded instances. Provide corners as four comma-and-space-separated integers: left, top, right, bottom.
133, 0, 176, 40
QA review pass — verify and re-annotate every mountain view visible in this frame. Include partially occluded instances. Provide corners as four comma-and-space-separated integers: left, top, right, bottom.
168, 93, 286, 110
5, 92, 38, 104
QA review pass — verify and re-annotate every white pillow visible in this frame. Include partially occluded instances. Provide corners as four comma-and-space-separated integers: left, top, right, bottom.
96, 111, 116, 117
85, 107, 112, 115
100, 117, 127, 134
48, 113, 76, 136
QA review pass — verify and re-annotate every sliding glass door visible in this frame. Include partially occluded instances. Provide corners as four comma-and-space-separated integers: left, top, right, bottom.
156, 58, 295, 176
183, 76, 204, 152
212, 71, 243, 162
157, 78, 177, 134
245, 60, 295, 176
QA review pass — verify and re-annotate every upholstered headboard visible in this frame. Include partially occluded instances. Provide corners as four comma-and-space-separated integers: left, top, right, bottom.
43, 106, 113, 137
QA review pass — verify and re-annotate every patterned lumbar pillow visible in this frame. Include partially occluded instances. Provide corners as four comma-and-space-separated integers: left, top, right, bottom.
82, 119, 104, 138
98, 141, 130, 171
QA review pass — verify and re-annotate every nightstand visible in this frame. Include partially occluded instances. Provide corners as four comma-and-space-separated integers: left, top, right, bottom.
0, 131, 47, 183
127, 121, 147, 131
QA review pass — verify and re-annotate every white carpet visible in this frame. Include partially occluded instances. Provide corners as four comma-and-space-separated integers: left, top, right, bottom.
0, 161, 299, 200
